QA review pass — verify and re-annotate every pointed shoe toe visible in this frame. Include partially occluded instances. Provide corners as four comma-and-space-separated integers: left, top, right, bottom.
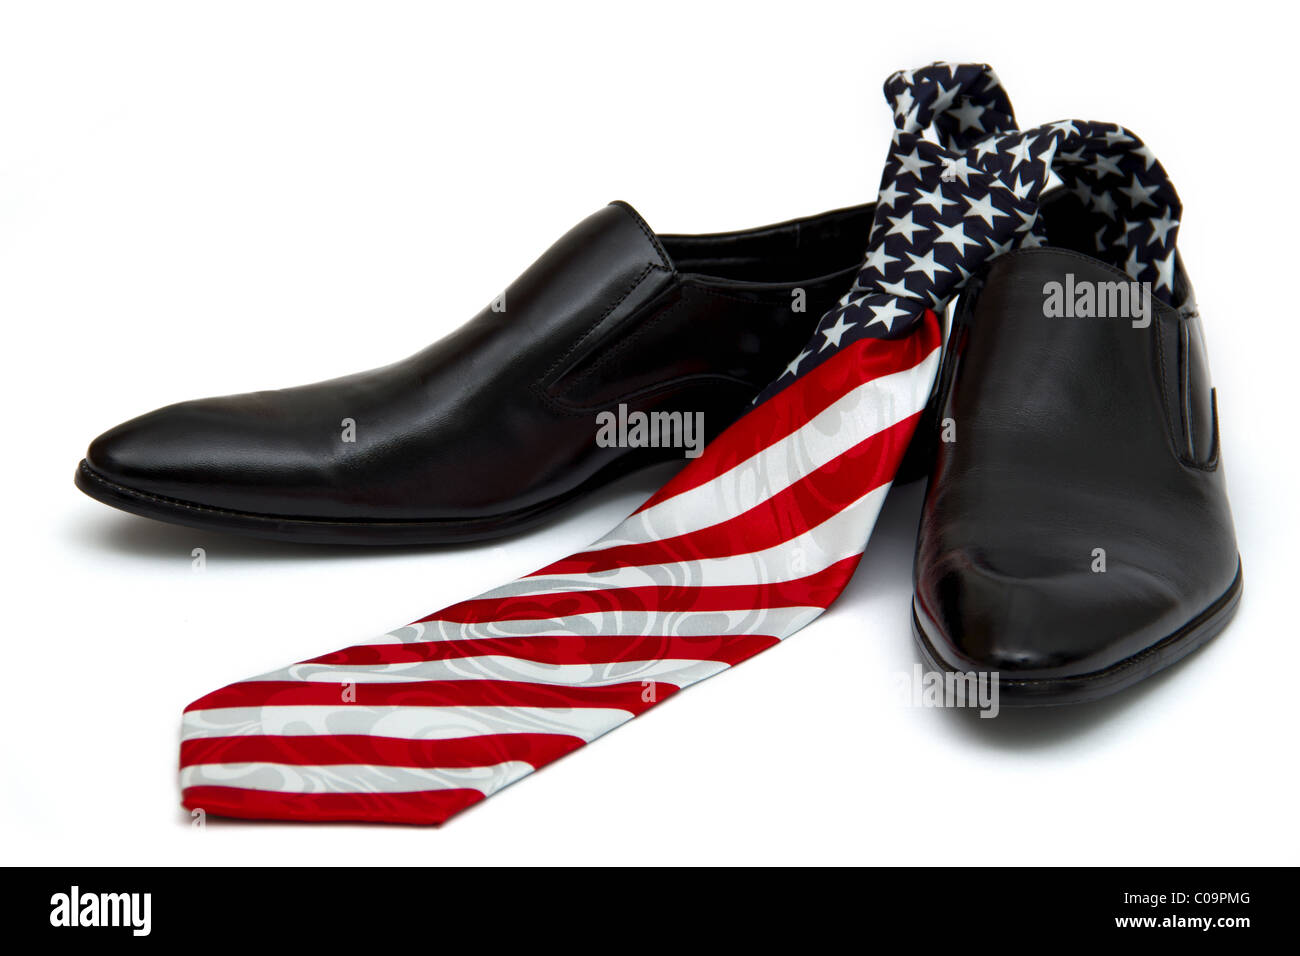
914, 548, 1242, 705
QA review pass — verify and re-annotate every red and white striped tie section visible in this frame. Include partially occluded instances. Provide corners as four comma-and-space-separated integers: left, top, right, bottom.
180, 323, 942, 823
179, 63, 1029, 823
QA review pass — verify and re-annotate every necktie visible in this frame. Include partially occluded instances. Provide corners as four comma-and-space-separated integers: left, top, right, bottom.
179, 64, 1181, 824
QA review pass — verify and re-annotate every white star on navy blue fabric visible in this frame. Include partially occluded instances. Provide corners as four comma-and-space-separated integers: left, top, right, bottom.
762, 62, 1184, 401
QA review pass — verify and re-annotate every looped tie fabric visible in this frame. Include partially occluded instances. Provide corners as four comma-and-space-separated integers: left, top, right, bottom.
178, 63, 1185, 824
767, 62, 1181, 411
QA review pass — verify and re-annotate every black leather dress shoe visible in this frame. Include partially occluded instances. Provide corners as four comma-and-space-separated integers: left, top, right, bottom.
76, 201, 872, 544
912, 192, 1241, 704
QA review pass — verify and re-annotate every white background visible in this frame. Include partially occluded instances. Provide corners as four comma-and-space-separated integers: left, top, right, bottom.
2, 0, 1296, 865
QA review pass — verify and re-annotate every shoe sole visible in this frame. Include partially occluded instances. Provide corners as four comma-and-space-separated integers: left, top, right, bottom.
74, 457, 655, 546
910, 560, 1243, 707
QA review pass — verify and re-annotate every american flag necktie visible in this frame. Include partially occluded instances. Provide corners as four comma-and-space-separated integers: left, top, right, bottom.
179, 64, 1181, 824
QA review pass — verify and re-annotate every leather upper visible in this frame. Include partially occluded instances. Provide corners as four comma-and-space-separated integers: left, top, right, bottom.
913, 242, 1239, 679
84, 201, 872, 523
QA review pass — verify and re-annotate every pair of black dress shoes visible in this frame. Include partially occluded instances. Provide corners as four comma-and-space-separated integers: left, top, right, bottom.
76, 178, 1241, 708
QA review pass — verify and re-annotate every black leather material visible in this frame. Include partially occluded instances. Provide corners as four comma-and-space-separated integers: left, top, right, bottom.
912, 243, 1240, 698
77, 201, 872, 542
